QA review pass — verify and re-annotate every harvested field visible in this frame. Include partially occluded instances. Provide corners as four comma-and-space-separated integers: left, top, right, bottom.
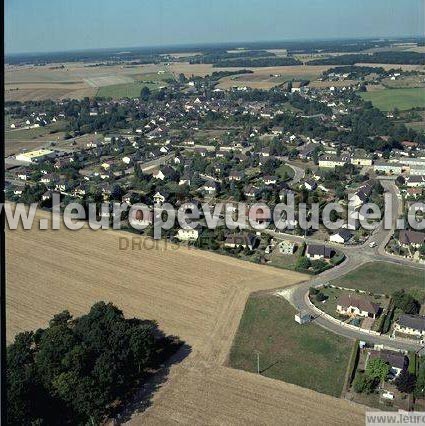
4, 62, 168, 101
6, 208, 366, 423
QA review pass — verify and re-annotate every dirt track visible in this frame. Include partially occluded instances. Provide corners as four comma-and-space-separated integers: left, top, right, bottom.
6, 212, 366, 424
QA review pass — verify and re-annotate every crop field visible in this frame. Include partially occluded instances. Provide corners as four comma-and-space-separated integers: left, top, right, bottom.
360, 87, 425, 111
229, 294, 353, 397
4, 62, 169, 101
6, 208, 365, 424
96, 72, 173, 98
331, 262, 425, 300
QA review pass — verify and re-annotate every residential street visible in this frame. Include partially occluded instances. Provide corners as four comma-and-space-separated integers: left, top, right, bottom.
273, 183, 425, 352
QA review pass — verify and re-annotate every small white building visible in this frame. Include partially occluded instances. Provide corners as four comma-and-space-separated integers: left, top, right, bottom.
176, 228, 199, 242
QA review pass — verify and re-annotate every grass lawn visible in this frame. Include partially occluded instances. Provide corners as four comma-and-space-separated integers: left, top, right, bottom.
331, 262, 425, 301
360, 87, 425, 111
96, 72, 172, 99
312, 287, 389, 318
229, 294, 353, 397
276, 164, 295, 180
4, 121, 67, 141
96, 82, 160, 99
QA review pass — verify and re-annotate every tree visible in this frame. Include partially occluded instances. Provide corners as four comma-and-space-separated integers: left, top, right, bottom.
395, 370, 416, 394
295, 256, 311, 271
392, 290, 420, 315
353, 372, 378, 394
366, 358, 390, 382
140, 86, 151, 101
415, 363, 425, 397
6, 302, 182, 425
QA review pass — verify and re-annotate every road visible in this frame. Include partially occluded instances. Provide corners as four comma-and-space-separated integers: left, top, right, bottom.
274, 181, 424, 351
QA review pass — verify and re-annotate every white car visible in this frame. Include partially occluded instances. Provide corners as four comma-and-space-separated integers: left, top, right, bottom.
369, 241, 377, 248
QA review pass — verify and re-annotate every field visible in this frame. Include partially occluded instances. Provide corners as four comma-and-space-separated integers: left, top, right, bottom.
276, 163, 295, 180
360, 87, 425, 111
229, 294, 353, 397
6, 208, 366, 424
4, 125, 103, 158
4, 63, 170, 101
96, 72, 173, 98
331, 262, 425, 301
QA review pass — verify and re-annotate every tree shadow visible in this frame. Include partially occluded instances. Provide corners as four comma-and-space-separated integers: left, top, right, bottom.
110, 327, 192, 424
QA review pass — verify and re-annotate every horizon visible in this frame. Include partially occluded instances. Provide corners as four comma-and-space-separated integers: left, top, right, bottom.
5, 34, 425, 58
5, 0, 425, 55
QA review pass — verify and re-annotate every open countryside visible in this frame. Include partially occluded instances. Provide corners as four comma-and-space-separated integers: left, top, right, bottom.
5, 210, 367, 424
360, 87, 425, 111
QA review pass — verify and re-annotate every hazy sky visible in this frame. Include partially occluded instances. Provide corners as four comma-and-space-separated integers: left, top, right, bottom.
5, 0, 425, 54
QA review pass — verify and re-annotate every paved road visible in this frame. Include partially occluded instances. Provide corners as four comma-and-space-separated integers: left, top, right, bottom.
286, 162, 305, 186
274, 182, 424, 351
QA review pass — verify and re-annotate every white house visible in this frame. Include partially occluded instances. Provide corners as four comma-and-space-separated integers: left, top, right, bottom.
176, 228, 199, 242
329, 228, 352, 244
394, 314, 425, 338
336, 294, 380, 319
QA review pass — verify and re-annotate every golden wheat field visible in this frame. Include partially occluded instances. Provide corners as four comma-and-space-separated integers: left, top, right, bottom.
6, 210, 366, 424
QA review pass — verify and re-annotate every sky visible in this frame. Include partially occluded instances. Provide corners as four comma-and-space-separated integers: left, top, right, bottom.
5, 0, 425, 54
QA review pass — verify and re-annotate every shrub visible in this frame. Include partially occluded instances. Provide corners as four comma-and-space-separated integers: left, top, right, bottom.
315, 292, 328, 302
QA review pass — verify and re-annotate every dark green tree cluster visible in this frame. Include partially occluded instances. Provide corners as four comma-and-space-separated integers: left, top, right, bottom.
7, 302, 182, 425
392, 290, 420, 314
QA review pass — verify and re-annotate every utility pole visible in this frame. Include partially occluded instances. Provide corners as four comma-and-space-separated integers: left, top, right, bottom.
254, 350, 260, 374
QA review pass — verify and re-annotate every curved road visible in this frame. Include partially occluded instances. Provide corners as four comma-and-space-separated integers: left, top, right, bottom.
274, 181, 425, 351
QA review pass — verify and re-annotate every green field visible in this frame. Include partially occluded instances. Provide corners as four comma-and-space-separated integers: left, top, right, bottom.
96, 82, 158, 99
96, 72, 173, 99
331, 262, 425, 301
4, 121, 67, 141
276, 164, 295, 180
229, 294, 353, 397
360, 88, 425, 111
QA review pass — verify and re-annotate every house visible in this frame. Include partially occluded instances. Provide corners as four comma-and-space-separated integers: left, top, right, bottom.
224, 233, 256, 250
336, 294, 380, 319
318, 154, 348, 168
278, 241, 296, 255
330, 228, 353, 244
406, 187, 423, 199
229, 171, 243, 182
406, 175, 425, 188
398, 230, 425, 248
263, 175, 277, 185
304, 179, 318, 191
153, 192, 165, 206
351, 150, 373, 166
409, 164, 425, 176
203, 181, 217, 195
122, 191, 140, 205
152, 169, 165, 180
299, 143, 317, 160
394, 314, 425, 338
244, 185, 257, 198
349, 181, 374, 208
176, 228, 199, 242
368, 350, 408, 378
374, 161, 402, 175
41, 191, 54, 201
306, 244, 334, 260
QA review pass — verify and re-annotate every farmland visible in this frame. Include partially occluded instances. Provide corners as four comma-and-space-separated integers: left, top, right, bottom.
229, 294, 353, 397
331, 262, 425, 301
360, 87, 425, 111
4, 62, 171, 101
6, 208, 365, 424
